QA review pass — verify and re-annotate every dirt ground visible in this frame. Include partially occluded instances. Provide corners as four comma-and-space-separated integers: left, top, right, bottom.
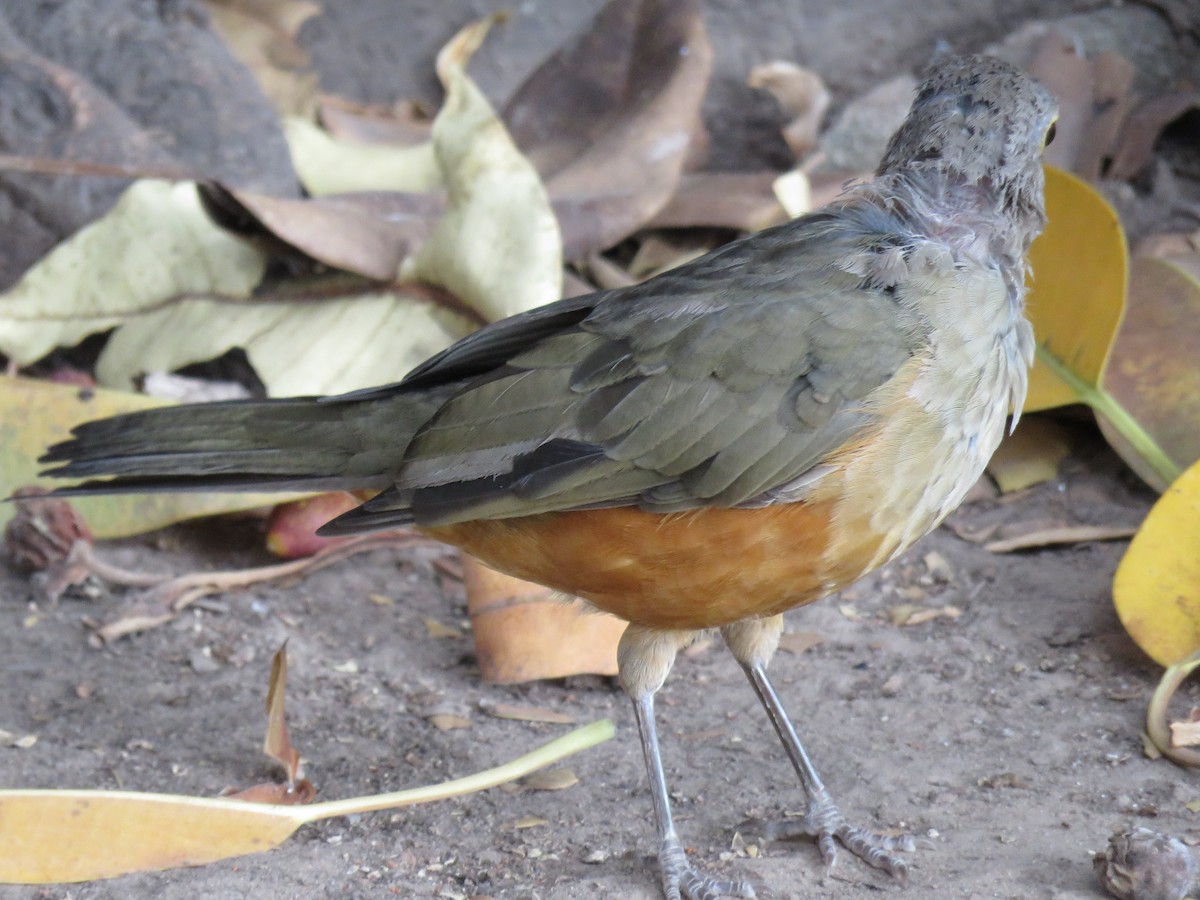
3, 1, 1200, 899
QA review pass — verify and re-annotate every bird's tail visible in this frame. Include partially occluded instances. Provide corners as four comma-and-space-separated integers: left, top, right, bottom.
39, 390, 438, 497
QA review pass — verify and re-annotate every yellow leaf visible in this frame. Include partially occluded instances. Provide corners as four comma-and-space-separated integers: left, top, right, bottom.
1, 378, 286, 538
1023, 166, 1127, 412
986, 417, 1071, 493
1113, 458, 1200, 666
0, 721, 614, 883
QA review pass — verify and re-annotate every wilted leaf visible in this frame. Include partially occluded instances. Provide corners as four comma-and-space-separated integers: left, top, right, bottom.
479, 702, 575, 725
0, 721, 614, 883
502, 0, 713, 259
399, 16, 562, 320
464, 557, 626, 684
1098, 255, 1200, 490
284, 116, 441, 195
1108, 92, 1200, 180
0, 181, 265, 367
203, 0, 321, 118
263, 642, 302, 785
423, 618, 463, 640
986, 417, 1071, 493
985, 524, 1137, 554
647, 172, 787, 233
777, 631, 825, 655
1114, 459, 1200, 667
0, 378, 284, 538
317, 96, 433, 145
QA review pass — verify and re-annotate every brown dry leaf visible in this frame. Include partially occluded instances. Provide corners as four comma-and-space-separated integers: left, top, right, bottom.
199, 183, 443, 282
263, 642, 302, 785
984, 524, 1138, 554
1170, 719, 1200, 748
1024, 34, 1137, 181
1098, 255, 1200, 490
512, 816, 549, 829
747, 61, 830, 159
203, 0, 321, 118
224, 779, 317, 805
986, 417, 1071, 493
463, 557, 626, 684
479, 702, 575, 725
1108, 93, 1200, 180
423, 618, 463, 640
647, 172, 788, 232
427, 713, 472, 732
503, 0, 713, 259
522, 767, 579, 792
317, 96, 434, 146
777, 631, 825, 656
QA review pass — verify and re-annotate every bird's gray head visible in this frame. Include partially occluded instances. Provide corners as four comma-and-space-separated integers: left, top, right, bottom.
877, 55, 1058, 224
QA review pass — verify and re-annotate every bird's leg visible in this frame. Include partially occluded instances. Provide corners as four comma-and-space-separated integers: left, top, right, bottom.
620, 626, 757, 900
722, 616, 917, 880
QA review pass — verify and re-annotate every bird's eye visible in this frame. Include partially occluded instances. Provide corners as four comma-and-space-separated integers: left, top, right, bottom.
1043, 120, 1058, 148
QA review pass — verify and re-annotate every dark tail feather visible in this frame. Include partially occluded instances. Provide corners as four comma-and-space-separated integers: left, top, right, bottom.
40, 392, 431, 497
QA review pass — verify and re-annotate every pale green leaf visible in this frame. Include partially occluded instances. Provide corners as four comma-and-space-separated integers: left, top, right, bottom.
283, 117, 441, 195
0, 181, 265, 366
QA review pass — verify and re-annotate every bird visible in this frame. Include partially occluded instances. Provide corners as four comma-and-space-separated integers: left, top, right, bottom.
40, 54, 1058, 899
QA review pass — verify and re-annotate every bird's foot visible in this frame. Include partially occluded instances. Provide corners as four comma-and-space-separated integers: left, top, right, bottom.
659, 836, 757, 900
748, 789, 919, 881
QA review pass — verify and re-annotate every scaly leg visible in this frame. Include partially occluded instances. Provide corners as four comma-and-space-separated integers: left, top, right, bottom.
722, 617, 917, 879
620, 626, 757, 900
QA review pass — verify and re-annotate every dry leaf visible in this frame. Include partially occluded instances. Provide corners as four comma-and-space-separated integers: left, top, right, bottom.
424, 618, 463, 640
503, 0, 713, 259
512, 816, 549, 829
647, 172, 787, 233
463, 557, 626, 684
986, 417, 1071, 493
199, 184, 443, 282
224, 779, 317, 805
427, 713, 472, 732
1098, 255, 1200, 491
522, 767, 579, 792
479, 702, 574, 725
203, 0, 321, 118
1170, 719, 1200, 748
263, 642, 302, 785
1114, 460, 1200, 666
1108, 93, 1200, 180
317, 96, 434, 146
985, 524, 1138, 554
777, 631, 825, 655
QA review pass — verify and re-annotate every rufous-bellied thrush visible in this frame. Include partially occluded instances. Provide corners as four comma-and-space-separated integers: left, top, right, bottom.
41, 54, 1058, 899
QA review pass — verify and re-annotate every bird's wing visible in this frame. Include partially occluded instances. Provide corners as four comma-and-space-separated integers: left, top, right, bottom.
326, 209, 934, 532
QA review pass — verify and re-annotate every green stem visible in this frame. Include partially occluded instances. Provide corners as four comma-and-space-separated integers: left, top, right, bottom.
1035, 346, 1180, 487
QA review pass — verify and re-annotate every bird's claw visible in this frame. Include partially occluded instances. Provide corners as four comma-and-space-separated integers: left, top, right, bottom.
749, 790, 920, 882
659, 837, 757, 900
